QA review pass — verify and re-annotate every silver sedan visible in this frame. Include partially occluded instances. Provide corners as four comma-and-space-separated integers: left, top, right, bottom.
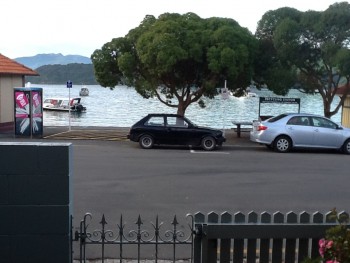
250, 113, 350, 154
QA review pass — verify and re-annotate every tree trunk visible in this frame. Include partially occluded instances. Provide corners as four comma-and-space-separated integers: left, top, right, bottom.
322, 85, 349, 119
177, 100, 188, 116
323, 97, 332, 119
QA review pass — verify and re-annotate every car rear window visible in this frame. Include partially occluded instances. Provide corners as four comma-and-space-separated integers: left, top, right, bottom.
267, 114, 288, 123
145, 116, 164, 126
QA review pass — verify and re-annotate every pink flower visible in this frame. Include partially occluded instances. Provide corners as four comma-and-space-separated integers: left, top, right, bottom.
318, 248, 324, 257
319, 238, 326, 248
326, 240, 333, 249
319, 247, 325, 257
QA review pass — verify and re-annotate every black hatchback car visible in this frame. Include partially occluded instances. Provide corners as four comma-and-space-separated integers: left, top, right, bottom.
127, 114, 226, 151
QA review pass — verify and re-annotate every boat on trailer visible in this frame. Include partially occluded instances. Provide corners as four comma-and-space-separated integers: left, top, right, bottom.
43, 97, 86, 112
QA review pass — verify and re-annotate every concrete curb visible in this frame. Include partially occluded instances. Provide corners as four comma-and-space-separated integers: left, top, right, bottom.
0, 126, 255, 146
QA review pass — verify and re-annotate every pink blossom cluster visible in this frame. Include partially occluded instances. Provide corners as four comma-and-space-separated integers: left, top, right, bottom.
319, 238, 340, 263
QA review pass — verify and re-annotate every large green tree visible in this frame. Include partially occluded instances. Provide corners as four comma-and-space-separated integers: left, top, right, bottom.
255, 2, 350, 118
91, 13, 257, 116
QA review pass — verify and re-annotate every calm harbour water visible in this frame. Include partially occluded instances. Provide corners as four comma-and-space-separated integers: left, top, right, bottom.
39, 84, 341, 129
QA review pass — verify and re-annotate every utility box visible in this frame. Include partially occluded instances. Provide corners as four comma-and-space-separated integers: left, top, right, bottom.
341, 97, 350, 128
0, 142, 73, 263
14, 87, 43, 137
336, 84, 350, 128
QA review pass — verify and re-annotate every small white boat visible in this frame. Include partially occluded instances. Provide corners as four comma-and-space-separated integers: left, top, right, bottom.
79, 86, 89, 96
246, 92, 258, 97
43, 97, 86, 112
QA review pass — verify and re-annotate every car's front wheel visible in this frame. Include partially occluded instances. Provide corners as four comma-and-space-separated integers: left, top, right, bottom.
342, 139, 350, 154
201, 136, 216, 151
273, 136, 292, 153
139, 134, 154, 149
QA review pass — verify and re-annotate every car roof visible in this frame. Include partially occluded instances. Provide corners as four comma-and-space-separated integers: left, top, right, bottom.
147, 113, 182, 117
281, 113, 324, 118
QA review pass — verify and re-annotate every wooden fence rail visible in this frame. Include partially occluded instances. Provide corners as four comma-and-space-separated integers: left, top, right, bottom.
192, 211, 348, 263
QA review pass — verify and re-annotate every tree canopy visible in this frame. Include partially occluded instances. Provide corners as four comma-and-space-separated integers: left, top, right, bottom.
255, 2, 350, 118
91, 13, 257, 116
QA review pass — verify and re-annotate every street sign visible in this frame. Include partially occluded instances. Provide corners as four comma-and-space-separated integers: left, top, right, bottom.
66, 80, 73, 88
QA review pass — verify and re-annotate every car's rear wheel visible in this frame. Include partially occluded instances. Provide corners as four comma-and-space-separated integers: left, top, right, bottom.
273, 136, 292, 153
342, 139, 350, 154
201, 136, 216, 151
139, 134, 154, 149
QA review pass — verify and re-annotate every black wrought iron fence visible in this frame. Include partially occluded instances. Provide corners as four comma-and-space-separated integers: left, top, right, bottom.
73, 210, 348, 263
73, 213, 194, 263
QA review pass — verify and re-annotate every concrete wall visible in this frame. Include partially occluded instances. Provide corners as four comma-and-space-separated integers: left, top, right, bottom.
0, 74, 24, 124
0, 142, 73, 263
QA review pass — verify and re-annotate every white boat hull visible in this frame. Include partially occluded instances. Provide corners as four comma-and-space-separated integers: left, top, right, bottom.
43, 97, 86, 112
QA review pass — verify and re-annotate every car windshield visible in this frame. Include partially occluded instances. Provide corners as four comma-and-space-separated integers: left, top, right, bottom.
184, 117, 196, 127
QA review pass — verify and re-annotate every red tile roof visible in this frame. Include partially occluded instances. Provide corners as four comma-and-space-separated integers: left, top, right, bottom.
336, 83, 350, 95
0, 53, 39, 76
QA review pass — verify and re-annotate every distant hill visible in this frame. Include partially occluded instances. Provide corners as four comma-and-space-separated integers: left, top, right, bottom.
25, 63, 98, 85
15, 53, 91, 69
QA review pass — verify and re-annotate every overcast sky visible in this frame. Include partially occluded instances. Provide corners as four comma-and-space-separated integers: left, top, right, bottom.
1, 0, 341, 59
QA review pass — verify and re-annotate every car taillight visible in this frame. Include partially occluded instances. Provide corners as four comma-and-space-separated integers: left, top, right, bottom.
257, 125, 268, 131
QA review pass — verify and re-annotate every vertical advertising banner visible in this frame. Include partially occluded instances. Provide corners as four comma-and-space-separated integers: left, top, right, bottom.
31, 90, 43, 135
14, 88, 43, 137
15, 90, 31, 136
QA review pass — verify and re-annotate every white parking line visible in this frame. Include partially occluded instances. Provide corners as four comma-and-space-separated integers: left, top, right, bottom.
190, 150, 230, 154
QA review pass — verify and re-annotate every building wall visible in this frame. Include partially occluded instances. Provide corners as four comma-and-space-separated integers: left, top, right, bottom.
341, 96, 350, 128
0, 75, 24, 124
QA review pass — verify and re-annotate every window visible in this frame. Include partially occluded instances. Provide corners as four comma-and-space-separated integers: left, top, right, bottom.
167, 116, 188, 127
312, 117, 336, 129
145, 116, 164, 126
268, 114, 288, 123
301, 117, 309, 126
287, 117, 302, 125
287, 116, 310, 126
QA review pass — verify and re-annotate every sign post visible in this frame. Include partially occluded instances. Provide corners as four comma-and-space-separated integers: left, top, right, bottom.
221, 80, 229, 136
66, 81, 73, 131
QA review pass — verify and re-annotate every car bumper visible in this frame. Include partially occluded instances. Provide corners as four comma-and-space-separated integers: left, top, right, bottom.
250, 131, 271, 144
127, 133, 137, 142
216, 136, 226, 145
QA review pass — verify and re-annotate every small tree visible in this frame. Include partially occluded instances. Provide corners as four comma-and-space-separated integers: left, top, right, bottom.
92, 13, 257, 116
255, 2, 350, 118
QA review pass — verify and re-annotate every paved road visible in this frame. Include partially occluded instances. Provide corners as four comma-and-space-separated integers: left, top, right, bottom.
70, 138, 349, 220
2, 127, 349, 221
2, 127, 349, 259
